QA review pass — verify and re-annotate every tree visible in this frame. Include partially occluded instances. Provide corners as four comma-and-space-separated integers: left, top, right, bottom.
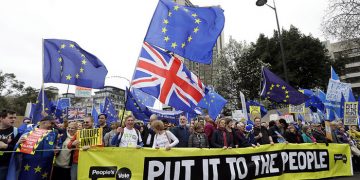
251, 25, 336, 90
322, 0, 360, 44
0, 71, 25, 96
213, 38, 268, 109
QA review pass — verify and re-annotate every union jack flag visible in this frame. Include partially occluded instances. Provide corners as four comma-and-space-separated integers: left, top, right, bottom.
131, 42, 207, 113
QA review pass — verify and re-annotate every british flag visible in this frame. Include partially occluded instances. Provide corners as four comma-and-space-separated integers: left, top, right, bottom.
131, 42, 207, 113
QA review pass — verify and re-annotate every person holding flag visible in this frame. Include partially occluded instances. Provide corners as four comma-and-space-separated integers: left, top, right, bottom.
7, 116, 58, 180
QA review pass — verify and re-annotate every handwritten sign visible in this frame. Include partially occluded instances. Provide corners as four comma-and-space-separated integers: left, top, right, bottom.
77, 128, 103, 148
17, 128, 50, 155
289, 104, 305, 113
344, 102, 358, 125
326, 79, 351, 102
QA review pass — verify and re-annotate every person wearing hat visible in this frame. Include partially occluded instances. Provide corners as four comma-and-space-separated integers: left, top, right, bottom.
7, 115, 59, 180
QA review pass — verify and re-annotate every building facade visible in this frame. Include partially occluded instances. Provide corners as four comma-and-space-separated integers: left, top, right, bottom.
324, 40, 360, 95
93, 86, 126, 113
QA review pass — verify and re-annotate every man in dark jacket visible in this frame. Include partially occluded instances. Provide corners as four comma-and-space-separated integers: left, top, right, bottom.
171, 116, 190, 147
253, 117, 274, 145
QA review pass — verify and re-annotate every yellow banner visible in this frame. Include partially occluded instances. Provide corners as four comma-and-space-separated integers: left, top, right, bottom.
76, 128, 103, 148
78, 144, 352, 180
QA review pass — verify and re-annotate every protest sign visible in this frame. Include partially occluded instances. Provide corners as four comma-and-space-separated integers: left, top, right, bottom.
67, 107, 87, 120
326, 79, 351, 102
75, 86, 92, 97
289, 104, 305, 113
240, 92, 248, 121
232, 110, 246, 121
325, 121, 333, 142
79, 144, 352, 180
249, 106, 261, 120
77, 128, 103, 148
344, 102, 358, 125
16, 128, 50, 155
269, 114, 279, 121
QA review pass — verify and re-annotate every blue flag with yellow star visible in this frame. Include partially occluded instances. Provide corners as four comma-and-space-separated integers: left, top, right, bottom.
125, 88, 151, 122
101, 97, 118, 124
43, 39, 108, 89
31, 89, 53, 124
260, 67, 308, 105
145, 0, 225, 64
132, 88, 156, 110
92, 105, 99, 125
198, 89, 227, 120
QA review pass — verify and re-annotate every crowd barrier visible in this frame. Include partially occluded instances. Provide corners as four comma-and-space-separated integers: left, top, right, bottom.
78, 143, 352, 180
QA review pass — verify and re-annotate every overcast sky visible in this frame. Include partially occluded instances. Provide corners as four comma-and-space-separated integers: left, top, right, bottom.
0, 0, 330, 94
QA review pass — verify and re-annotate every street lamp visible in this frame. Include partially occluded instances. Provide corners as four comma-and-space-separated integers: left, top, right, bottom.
256, 0, 289, 83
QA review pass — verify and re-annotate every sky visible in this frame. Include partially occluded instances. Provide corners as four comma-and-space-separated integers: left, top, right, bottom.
0, 0, 330, 95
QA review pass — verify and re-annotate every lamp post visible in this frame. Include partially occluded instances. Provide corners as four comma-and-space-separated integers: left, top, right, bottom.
256, 0, 289, 83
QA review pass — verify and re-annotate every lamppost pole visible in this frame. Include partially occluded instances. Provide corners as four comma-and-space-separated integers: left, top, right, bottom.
256, 0, 289, 83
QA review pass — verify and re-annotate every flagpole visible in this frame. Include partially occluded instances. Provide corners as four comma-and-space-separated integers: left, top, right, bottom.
66, 84, 70, 97
42, 38, 45, 112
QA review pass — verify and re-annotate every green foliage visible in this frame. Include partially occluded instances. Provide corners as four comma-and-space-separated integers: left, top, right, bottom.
252, 25, 337, 90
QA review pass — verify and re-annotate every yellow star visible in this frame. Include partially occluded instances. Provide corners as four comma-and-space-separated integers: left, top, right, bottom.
58, 57, 62, 62
163, 19, 169, 24
282, 86, 286, 90
187, 36, 192, 42
80, 67, 84, 73
24, 164, 30, 171
60, 44, 66, 49
162, 27, 167, 33
267, 92, 270, 94
276, 84, 280, 87
168, 11, 172, 17
34, 165, 42, 173
174, 5, 179, 11
271, 84, 275, 88
81, 54, 85, 58
171, 42, 177, 48
81, 59, 87, 65
36, 100, 39, 103
286, 95, 289, 98
181, 42, 186, 48
269, 87, 273, 90
69, 44, 75, 48
42, 172, 48, 179
283, 100, 287, 102
195, 18, 201, 24
76, 74, 80, 79
193, 27, 199, 33
66, 74, 72, 80
45, 108, 49, 111
191, 13, 197, 17
211, 100, 214, 103
285, 90, 289, 94
164, 36, 170, 42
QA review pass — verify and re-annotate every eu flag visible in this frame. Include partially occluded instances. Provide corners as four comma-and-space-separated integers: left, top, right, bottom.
132, 88, 156, 110
260, 67, 308, 105
145, 0, 225, 64
125, 88, 151, 122
92, 105, 99, 125
43, 39, 108, 89
57, 98, 71, 110
101, 97, 118, 124
31, 89, 52, 124
198, 89, 227, 120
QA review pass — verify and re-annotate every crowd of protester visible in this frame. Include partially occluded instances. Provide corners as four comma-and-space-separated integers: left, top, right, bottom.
1, 109, 360, 180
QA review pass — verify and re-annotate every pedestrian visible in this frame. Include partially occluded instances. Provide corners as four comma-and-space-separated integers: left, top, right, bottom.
96, 114, 112, 137
253, 117, 274, 145
152, 120, 179, 150
211, 118, 234, 149
170, 115, 190, 147
188, 122, 209, 148
103, 122, 120, 147
284, 124, 303, 143
0, 110, 19, 180
52, 122, 77, 180
111, 115, 143, 148
301, 125, 316, 143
